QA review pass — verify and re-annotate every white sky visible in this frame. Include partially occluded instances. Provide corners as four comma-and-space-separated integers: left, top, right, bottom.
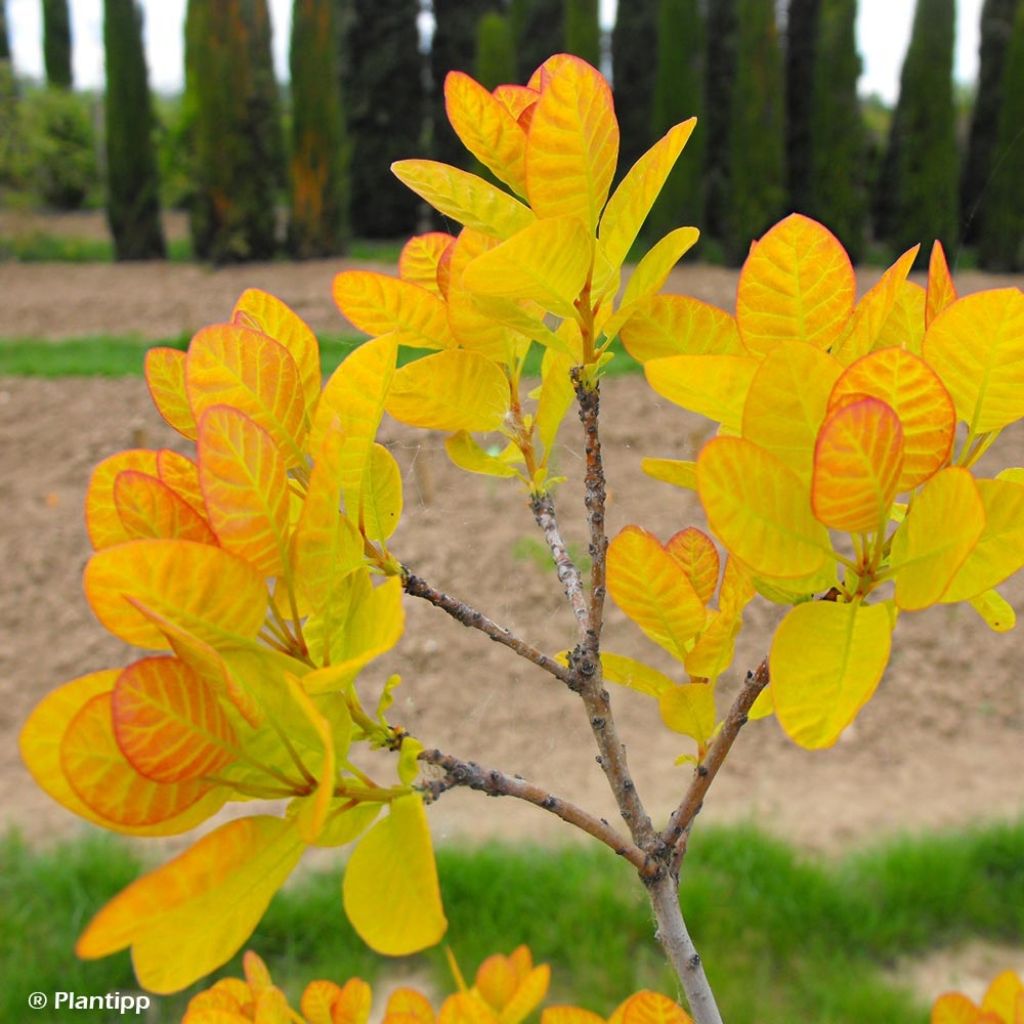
7, 0, 982, 104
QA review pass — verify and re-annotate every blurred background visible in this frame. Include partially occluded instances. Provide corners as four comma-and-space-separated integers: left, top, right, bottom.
0, 0, 1022, 270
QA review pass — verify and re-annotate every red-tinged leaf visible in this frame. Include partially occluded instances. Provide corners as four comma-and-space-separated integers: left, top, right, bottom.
542, 1011, 605, 1024
232, 289, 321, 415
301, 980, 344, 1024
77, 816, 304, 994
391, 159, 534, 239
157, 449, 206, 516
891, 468, 986, 610
526, 53, 580, 91
198, 406, 291, 577
330, 979, 373, 1024
697, 437, 830, 579
85, 449, 160, 549
21, 670, 228, 837
493, 84, 539, 121
829, 347, 956, 491
113, 470, 217, 544
834, 246, 919, 365
525, 55, 619, 231
334, 270, 455, 349
446, 71, 528, 195
598, 119, 697, 273
619, 991, 694, 1024
607, 526, 707, 660
111, 656, 237, 784
620, 295, 743, 363
243, 950, 273, 995
923, 288, 1024, 433
926, 240, 958, 327
399, 232, 456, 297
665, 527, 720, 604
186, 324, 307, 466
84, 539, 268, 649
146, 347, 198, 439
736, 214, 856, 356
811, 397, 904, 533
61, 692, 214, 826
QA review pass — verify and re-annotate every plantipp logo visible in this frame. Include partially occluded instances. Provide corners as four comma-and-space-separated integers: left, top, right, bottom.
29, 991, 152, 1014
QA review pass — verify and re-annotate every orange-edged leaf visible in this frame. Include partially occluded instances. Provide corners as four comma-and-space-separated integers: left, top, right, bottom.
541, 1010, 605, 1024
146, 347, 198, 439
77, 815, 304, 994
526, 53, 581, 90
113, 470, 217, 544
386, 988, 436, 1024
829, 347, 955, 491
811, 397, 904, 533
254, 988, 291, 1024
944, 478, 1024, 602
833, 245, 919, 365
685, 558, 755, 682
619, 227, 700, 309
665, 527, 720, 604
736, 214, 855, 356
657, 682, 716, 750
873, 280, 926, 354
620, 295, 743, 363
462, 216, 593, 319
391, 159, 534, 239
232, 289, 322, 416
599, 652, 676, 697
891, 467, 986, 610
446, 71, 528, 195
982, 971, 1024, 1022
439, 993, 501, 1024
926, 240, 958, 327
343, 793, 447, 955
84, 539, 268, 649
646, 354, 759, 433
301, 981, 344, 1024
186, 324, 307, 466
85, 449, 160, 549
386, 350, 510, 433
698, 437, 830, 578
741, 340, 844, 481
619, 991, 694, 1024
293, 422, 366, 612
334, 271, 455, 350
400, 232, 456, 297
923, 288, 1024, 433
641, 458, 697, 491
198, 406, 291, 577
157, 449, 206, 516
771, 600, 893, 749
598, 119, 697, 273
243, 949, 273, 995
607, 526, 707, 660
20, 670, 227, 837
61, 691, 214, 826
525, 54, 618, 230
931, 994, 982, 1024
494, 83, 539, 120
330, 978, 373, 1024
111, 657, 237, 784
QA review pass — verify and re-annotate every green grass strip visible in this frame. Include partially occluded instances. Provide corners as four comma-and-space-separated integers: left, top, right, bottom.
0, 336, 643, 379
2, 821, 1022, 1023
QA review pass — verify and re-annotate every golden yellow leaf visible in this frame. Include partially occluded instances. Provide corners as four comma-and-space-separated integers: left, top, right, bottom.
926, 240, 958, 328
334, 271, 454, 350
85, 449, 161, 549
145, 347, 197, 440
931, 993, 982, 1024
599, 652, 675, 697
620, 227, 700, 308
620, 295, 742, 363
445, 432, 521, 479
968, 589, 1016, 633
645, 354, 759, 432
399, 232, 456, 298
658, 682, 716, 749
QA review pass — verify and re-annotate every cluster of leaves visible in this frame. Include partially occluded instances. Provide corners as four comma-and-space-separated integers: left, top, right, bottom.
182, 946, 694, 1024
932, 970, 1023, 1023
19, 286, 445, 992
605, 215, 1024, 753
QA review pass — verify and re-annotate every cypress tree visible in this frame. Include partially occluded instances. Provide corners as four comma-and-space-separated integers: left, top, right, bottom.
979, 3, 1024, 269
510, 0, 564, 80
611, 0, 658, 178
42, 0, 72, 89
289, 0, 348, 257
103, 0, 165, 260
184, 0, 284, 263
806, 0, 866, 260
565, 0, 600, 67
961, 0, 1021, 242
1, 0, 10, 62
875, 0, 958, 262
703, 0, 738, 239
723, 0, 785, 264
346, 0, 422, 237
785, 0, 821, 215
432, 0, 500, 168
475, 12, 517, 91
648, 0, 704, 237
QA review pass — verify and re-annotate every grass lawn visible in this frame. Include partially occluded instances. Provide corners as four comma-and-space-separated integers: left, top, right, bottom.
2, 821, 1022, 1023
